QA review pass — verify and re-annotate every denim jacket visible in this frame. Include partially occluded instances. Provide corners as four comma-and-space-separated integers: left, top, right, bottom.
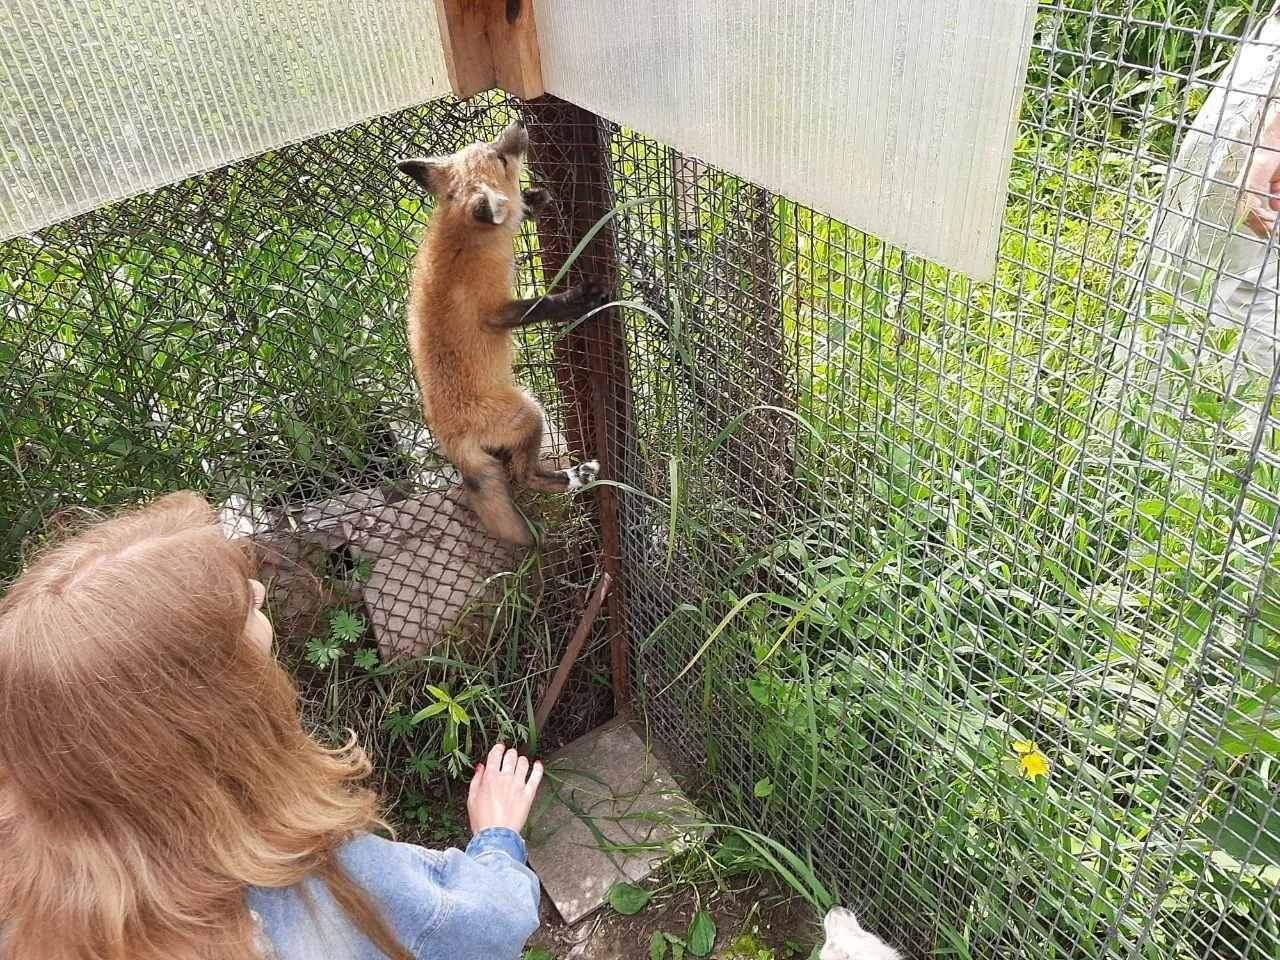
246, 828, 540, 960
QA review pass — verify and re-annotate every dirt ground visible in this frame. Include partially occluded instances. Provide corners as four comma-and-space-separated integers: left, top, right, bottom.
526, 876, 820, 959
391, 789, 820, 958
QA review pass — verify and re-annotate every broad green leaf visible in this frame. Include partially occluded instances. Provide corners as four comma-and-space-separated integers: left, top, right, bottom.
608, 882, 653, 916
410, 702, 449, 723
1194, 779, 1280, 867
1218, 683, 1280, 758
687, 911, 716, 956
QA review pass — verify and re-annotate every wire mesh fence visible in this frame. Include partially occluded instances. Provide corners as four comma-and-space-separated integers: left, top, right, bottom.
0, 95, 614, 796
605, 2, 1280, 957
1, 2, 1279, 959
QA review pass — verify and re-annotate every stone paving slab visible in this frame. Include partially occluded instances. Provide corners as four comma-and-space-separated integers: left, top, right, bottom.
527, 719, 703, 925
290, 485, 520, 659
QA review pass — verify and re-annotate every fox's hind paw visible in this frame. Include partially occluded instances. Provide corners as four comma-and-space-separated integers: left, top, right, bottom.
565, 459, 599, 492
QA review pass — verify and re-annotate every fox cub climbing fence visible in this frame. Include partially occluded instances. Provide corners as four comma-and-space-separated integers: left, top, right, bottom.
2, 3, 1280, 960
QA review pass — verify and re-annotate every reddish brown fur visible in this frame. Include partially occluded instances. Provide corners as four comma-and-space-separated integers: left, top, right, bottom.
399, 123, 603, 545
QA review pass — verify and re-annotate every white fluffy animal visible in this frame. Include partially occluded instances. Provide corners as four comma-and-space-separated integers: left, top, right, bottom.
820, 907, 903, 960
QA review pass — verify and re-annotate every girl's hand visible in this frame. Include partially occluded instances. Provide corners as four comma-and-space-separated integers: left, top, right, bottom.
467, 742, 543, 835
1242, 110, 1280, 237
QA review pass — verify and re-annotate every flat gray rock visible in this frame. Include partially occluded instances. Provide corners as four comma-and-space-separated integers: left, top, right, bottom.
352, 491, 522, 660
527, 720, 702, 925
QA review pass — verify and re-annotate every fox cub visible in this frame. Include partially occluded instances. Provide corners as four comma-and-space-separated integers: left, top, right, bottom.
397, 121, 606, 546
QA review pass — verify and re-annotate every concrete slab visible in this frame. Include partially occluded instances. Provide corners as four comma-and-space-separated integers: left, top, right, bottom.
353, 490, 524, 660
526, 720, 703, 925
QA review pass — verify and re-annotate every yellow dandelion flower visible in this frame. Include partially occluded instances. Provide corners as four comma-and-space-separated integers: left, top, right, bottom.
1011, 739, 1050, 779
1020, 750, 1050, 779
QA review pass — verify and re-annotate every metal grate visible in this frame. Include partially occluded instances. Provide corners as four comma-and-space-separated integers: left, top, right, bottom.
2, 3, 1279, 959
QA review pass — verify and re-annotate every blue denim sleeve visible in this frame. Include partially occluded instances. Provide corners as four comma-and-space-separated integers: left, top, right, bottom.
409, 828, 540, 959
465, 826, 529, 864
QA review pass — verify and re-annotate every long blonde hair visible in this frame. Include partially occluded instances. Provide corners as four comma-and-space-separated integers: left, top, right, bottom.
0, 492, 410, 960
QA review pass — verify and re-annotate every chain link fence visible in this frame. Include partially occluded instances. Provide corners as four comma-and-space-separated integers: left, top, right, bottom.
2, 3, 1280, 959
0, 95, 613, 792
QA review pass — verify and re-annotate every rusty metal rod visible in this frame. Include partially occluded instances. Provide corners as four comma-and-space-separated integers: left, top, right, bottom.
534, 572, 612, 734
524, 96, 634, 711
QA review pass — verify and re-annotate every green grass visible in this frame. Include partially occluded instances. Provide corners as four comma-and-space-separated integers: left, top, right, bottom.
2, 4, 1279, 959
272, 559, 577, 840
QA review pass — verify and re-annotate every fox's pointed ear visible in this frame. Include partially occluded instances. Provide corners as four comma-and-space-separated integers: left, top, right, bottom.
396, 158, 447, 195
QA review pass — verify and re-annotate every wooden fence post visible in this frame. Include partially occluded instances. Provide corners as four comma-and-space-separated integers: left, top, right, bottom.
523, 96, 633, 712
433, 0, 544, 100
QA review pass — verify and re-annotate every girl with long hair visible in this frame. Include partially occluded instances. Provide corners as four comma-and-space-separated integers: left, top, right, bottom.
0, 491, 542, 959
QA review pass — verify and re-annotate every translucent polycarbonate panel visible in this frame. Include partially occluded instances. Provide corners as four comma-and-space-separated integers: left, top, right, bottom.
0, 1, 447, 239
534, 0, 1036, 281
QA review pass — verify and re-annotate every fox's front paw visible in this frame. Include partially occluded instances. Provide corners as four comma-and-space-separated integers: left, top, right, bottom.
522, 187, 551, 218
573, 278, 611, 309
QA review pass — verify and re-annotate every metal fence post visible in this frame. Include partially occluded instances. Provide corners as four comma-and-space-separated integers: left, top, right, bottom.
523, 95, 633, 712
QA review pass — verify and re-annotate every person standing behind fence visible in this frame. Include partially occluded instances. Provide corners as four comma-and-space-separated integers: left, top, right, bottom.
1140, 4, 1280, 435
0, 491, 542, 960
